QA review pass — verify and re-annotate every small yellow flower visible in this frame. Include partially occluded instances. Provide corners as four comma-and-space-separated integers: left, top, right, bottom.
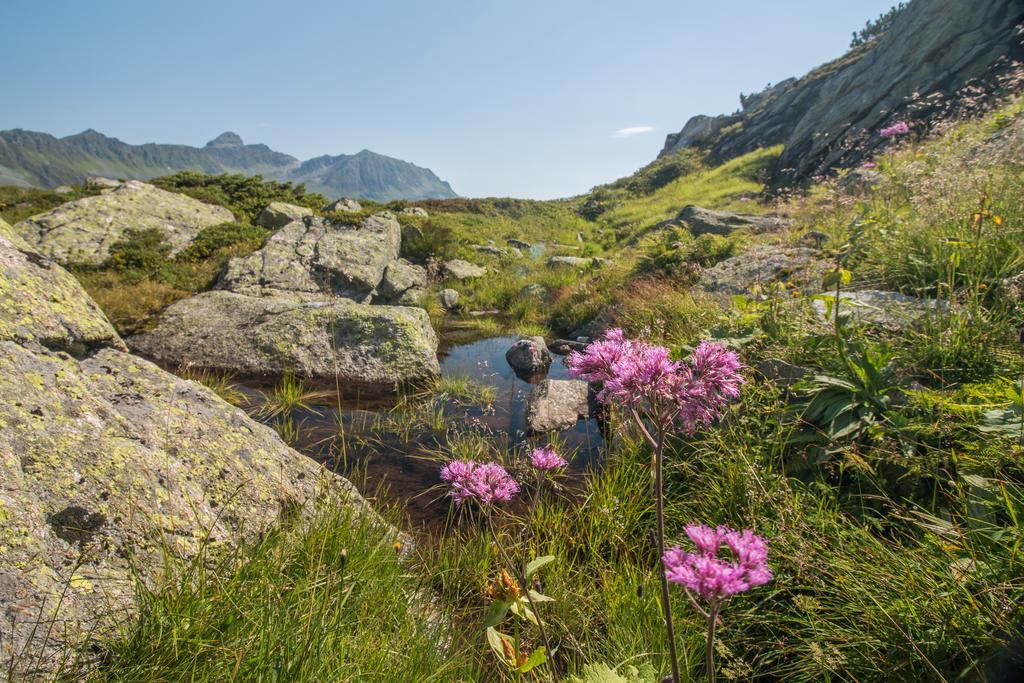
393, 541, 403, 552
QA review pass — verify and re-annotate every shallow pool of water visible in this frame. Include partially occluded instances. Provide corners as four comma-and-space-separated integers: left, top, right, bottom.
240, 334, 604, 535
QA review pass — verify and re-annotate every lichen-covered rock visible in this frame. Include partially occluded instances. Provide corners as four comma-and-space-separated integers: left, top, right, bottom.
402, 206, 428, 218
506, 336, 552, 375
129, 290, 439, 390
442, 259, 486, 280
377, 258, 428, 304
438, 288, 461, 310
324, 197, 363, 213
0, 343, 367, 674
14, 181, 234, 264
699, 246, 829, 294
85, 176, 120, 189
677, 205, 789, 237
0, 234, 375, 675
257, 201, 313, 229
218, 213, 401, 302
0, 233, 124, 353
811, 290, 947, 330
525, 379, 594, 433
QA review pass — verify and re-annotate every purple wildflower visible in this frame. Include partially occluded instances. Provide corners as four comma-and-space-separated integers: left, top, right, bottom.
440, 459, 519, 506
529, 446, 567, 471
663, 524, 772, 602
879, 121, 910, 138
568, 329, 744, 433
860, 161, 878, 169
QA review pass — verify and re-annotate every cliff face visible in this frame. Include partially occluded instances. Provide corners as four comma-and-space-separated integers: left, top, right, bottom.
660, 0, 1024, 185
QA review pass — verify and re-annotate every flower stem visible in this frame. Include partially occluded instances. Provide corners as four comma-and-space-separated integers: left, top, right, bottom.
651, 420, 682, 683
706, 602, 721, 683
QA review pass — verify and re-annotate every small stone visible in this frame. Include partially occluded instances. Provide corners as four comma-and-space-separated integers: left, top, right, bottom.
324, 197, 363, 213
525, 379, 594, 433
402, 207, 429, 218
438, 288, 461, 310
505, 336, 552, 375
442, 259, 487, 280
677, 205, 789, 237
256, 202, 313, 230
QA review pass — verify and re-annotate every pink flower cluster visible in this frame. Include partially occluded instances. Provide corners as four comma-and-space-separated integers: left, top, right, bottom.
662, 524, 772, 602
440, 460, 520, 506
566, 329, 744, 434
879, 121, 910, 138
529, 446, 567, 471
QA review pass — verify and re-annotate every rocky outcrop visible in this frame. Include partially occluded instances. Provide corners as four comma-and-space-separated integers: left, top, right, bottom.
218, 213, 401, 303
811, 290, 947, 330
13, 181, 234, 265
699, 246, 829, 295
660, 0, 1024, 185
0, 234, 372, 675
525, 379, 595, 433
442, 259, 487, 280
506, 336, 552, 376
257, 201, 313, 229
129, 291, 440, 390
677, 205, 789, 237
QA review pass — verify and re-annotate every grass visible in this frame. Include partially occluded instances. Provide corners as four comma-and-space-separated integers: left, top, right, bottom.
87, 500, 479, 682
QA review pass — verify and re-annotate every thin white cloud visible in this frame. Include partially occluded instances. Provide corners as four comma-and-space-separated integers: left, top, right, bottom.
612, 126, 654, 138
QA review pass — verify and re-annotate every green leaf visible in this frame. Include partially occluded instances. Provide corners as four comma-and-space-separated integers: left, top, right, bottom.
527, 589, 554, 603
486, 627, 511, 666
517, 646, 547, 673
525, 555, 555, 579
483, 600, 511, 628
509, 598, 539, 625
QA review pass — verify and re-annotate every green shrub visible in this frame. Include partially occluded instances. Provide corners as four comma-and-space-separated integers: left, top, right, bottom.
151, 172, 326, 223
401, 221, 458, 261
104, 229, 172, 280
177, 222, 269, 261
636, 229, 736, 278
0, 185, 99, 224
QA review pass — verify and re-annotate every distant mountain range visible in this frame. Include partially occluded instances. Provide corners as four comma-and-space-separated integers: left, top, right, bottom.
0, 129, 457, 201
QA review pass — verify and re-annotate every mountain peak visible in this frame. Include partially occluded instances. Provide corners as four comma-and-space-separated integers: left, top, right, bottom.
205, 132, 245, 148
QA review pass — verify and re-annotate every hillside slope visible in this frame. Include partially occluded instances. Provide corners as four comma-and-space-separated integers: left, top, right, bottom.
660, 0, 1024, 185
0, 129, 457, 201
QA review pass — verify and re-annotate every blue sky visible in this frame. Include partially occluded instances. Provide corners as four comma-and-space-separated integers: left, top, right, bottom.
2, 1, 897, 199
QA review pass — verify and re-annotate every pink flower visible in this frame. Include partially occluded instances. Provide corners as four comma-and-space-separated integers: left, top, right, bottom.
663, 524, 772, 603
879, 121, 910, 138
568, 330, 745, 434
860, 161, 878, 169
440, 459, 519, 506
529, 446, 567, 471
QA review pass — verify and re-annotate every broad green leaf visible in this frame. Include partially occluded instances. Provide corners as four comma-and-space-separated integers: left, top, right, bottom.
525, 555, 555, 579
518, 646, 547, 673
483, 600, 511, 628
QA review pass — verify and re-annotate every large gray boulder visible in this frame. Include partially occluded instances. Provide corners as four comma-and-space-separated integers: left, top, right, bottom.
525, 379, 594, 433
506, 336, 552, 375
0, 234, 372, 675
257, 201, 313, 229
129, 290, 440, 390
218, 213, 401, 302
699, 245, 829, 295
677, 205, 789, 237
811, 290, 947, 330
13, 180, 234, 264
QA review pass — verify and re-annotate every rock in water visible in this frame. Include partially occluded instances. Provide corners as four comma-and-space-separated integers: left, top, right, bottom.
324, 197, 363, 213
506, 336, 552, 375
0, 233, 373, 675
129, 290, 440, 390
525, 379, 594, 433
13, 180, 234, 265
257, 201, 313, 229
218, 213, 401, 302
677, 205, 789, 237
